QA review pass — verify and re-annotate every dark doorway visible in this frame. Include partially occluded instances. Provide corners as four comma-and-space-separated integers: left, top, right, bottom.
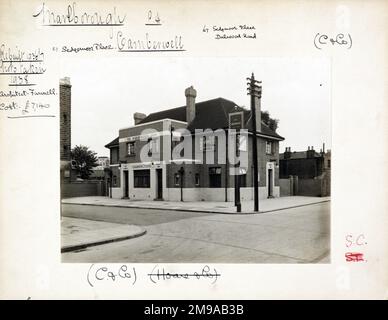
124, 170, 129, 198
268, 169, 273, 198
156, 169, 163, 200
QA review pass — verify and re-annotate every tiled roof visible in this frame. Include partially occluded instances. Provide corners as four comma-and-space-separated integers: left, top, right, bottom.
106, 97, 284, 148
140, 97, 284, 138
104, 137, 119, 148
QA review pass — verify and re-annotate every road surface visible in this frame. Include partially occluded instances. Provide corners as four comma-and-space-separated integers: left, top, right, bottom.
61, 202, 330, 263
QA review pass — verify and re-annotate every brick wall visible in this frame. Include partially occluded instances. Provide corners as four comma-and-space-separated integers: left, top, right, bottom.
61, 181, 105, 198
60, 81, 71, 161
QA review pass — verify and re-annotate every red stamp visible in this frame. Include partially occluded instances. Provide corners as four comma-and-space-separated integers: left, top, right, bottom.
345, 252, 364, 262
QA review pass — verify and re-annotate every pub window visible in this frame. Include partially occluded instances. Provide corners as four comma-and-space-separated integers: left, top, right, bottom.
174, 173, 180, 186
113, 175, 117, 186
127, 142, 135, 156
134, 169, 150, 188
328, 159, 331, 168
63, 113, 67, 122
195, 173, 200, 187
266, 141, 272, 154
209, 167, 222, 188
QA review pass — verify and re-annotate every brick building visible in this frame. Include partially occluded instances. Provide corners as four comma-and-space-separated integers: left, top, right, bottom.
279, 146, 331, 197
105, 86, 284, 201
279, 145, 331, 179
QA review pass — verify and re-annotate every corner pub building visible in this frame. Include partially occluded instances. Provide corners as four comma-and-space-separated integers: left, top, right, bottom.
105, 86, 284, 202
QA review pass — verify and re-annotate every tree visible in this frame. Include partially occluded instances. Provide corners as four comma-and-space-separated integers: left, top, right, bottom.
241, 107, 279, 131
261, 110, 279, 131
71, 145, 98, 180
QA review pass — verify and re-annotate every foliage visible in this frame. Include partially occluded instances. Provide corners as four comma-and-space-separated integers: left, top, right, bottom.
261, 110, 279, 131
70, 145, 98, 180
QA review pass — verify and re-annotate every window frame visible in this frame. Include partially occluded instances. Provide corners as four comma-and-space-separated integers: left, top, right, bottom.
127, 142, 136, 156
133, 169, 150, 188
209, 167, 222, 188
266, 141, 272, 155
195, 173, 200, 187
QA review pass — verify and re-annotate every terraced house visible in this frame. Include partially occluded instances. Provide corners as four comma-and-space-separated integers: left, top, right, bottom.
105, 86, 284, 202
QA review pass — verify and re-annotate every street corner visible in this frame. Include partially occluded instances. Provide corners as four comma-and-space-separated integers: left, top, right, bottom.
61, 217, 146, 253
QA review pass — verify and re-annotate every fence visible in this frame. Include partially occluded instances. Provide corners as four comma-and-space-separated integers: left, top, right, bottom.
280, 174, 330, 197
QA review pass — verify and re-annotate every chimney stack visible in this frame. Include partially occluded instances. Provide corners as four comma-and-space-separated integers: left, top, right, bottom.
133, 112, 146, 125
284, 147, 291, 159
185, 86, 197, 124
307, 146, 315, 158
60, 77, 71, 162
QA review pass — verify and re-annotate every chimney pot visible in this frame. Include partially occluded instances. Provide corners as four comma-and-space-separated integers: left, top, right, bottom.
60, 77, 71, 87
185, 86, 197, 124
133, 112, 147, 125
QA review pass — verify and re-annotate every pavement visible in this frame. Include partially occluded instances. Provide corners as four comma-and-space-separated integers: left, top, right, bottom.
61, 201, 330, 263
61, 217, 146, 253
61, 196, 330, 214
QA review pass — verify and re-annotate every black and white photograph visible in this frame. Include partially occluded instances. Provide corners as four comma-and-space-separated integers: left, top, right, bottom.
59, 57, 331, 263
1, 0, 386, 301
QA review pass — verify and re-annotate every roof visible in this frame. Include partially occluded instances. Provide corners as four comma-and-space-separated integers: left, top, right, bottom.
279, 151, 322, 160
104, 137, 119, 148
106, 97, 284, 148
140, 97, 283, 138
139, 105, 187, 123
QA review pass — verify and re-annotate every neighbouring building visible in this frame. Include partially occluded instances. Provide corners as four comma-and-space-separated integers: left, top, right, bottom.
60, 77, 106, 199
105, 86, 284, 201
279, 145, 331, 196
59, 77, 73, 182
90, 156, 110, 180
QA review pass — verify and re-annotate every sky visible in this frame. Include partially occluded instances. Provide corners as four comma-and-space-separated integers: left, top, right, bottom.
60, 56, 331, 157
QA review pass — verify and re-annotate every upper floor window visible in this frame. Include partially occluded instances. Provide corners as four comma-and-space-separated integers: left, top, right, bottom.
266, 141, 272, 155
127, 142, 135, 156
236, 134, 247, 156
200, 135, 215, 151
148, 138, 160, 154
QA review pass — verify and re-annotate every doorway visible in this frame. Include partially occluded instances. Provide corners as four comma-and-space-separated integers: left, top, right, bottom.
268, 168, 273, 198
156, 168, 163, 200
123, 170, 129, 198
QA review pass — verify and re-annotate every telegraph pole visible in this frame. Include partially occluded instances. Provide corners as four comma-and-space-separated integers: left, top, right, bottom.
229, 111, 244, 213
247, 73, 262, 212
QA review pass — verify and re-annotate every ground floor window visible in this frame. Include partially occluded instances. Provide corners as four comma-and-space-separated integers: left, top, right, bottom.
195, 173, 200, 187
209, 167, 222, 188
239, 174, 247, 187
134, 169, 150, 188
